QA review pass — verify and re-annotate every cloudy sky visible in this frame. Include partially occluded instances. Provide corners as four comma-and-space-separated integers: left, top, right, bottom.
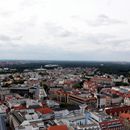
0, 0, 130, 61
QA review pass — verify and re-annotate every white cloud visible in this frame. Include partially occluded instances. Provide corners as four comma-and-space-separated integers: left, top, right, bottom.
0, 0, 130, 61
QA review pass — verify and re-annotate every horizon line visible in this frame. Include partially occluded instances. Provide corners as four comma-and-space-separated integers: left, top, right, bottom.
0, 59, 129, 63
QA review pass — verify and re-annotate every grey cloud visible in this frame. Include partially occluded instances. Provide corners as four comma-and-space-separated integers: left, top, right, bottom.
86, 34, 116, 44
70, 33, 130, 52
87, 14, 126, 27
105, 38, 130, 45
45, 23, 73, 38
92, 34, 130, 46
0, 11, 13, 17
71, 33, 116, 45
14, 16, 39, 34
0, 42, 21, 48
0, 35, 11, 41
0, 35, 23, 42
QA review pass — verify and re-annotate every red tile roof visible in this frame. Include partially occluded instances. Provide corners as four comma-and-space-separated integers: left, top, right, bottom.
120, 113, 130, 120
35, 107, 53, 114
99, 119, 124, 129
13, 105, 26, 110
105, 106, 130, 115
48, 125, 68, 130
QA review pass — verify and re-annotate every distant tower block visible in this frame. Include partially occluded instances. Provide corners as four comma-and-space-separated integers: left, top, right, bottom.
40, 65, 43, 69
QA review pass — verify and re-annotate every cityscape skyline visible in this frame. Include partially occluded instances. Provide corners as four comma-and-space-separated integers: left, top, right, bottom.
1, 1, 130, 129
0, 0, 130, 61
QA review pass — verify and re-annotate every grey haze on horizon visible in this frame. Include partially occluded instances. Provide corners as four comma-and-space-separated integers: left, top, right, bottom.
0, 0, 130, 61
